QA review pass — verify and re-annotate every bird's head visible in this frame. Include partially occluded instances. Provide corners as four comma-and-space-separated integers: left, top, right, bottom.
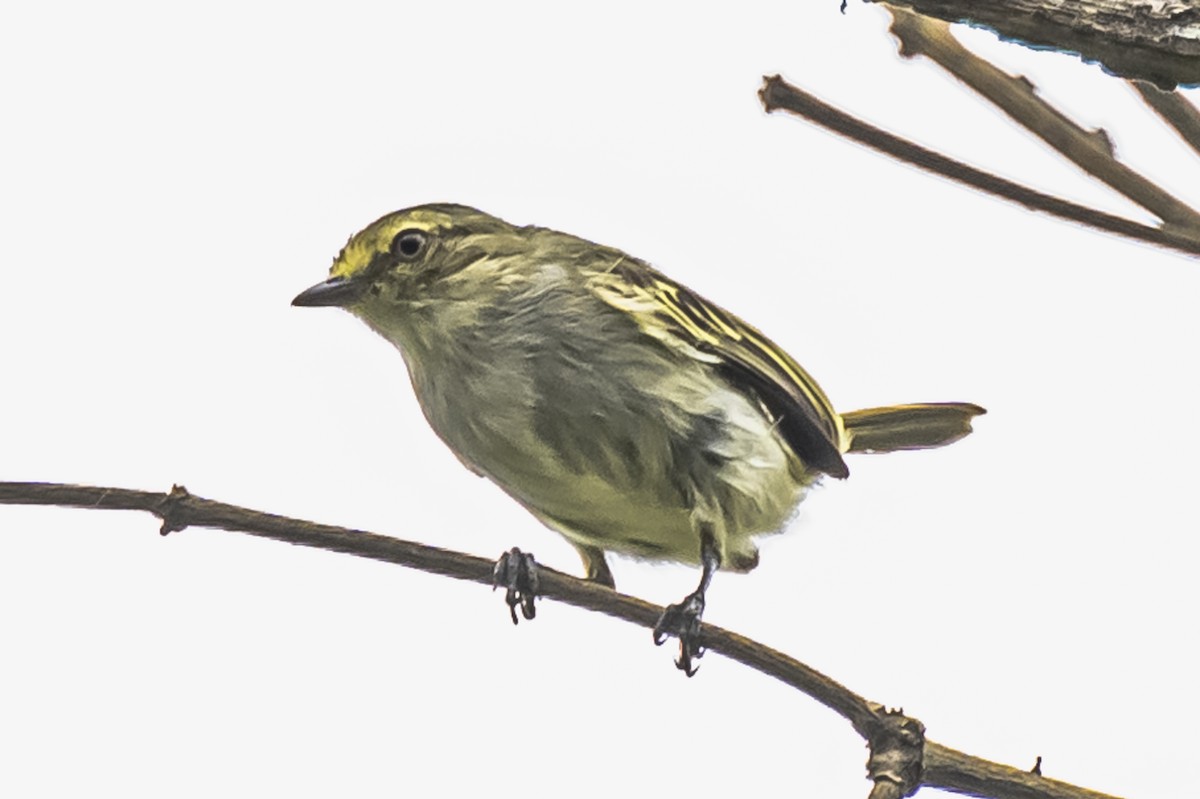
292, 204, 530, 318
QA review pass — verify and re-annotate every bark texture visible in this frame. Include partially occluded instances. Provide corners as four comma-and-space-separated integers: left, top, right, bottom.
875, 0, 1200, 88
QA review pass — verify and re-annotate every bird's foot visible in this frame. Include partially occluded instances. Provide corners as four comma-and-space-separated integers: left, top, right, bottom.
492, 547, 539, 624
652, 590, 706, 677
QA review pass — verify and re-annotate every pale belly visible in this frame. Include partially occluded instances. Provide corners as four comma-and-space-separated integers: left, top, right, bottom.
385, 298, 814, 570
416, 361, 811, 569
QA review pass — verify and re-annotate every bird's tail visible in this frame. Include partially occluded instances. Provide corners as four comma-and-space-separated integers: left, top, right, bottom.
840, 402, 985, 454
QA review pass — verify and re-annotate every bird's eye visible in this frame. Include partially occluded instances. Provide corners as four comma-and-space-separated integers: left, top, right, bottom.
391, 229, 427, 260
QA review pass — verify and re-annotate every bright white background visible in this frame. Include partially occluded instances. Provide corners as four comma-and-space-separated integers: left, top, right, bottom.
2, 2, 1197, 797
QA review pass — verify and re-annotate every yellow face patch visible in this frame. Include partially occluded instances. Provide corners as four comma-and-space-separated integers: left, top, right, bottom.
329, 208, 456, 279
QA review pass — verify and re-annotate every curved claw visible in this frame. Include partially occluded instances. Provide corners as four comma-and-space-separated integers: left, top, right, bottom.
492, 547, 539, 624
652, 591, 706, 676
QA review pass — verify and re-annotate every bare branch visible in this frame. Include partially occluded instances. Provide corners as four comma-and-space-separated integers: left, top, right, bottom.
1131, 79, 1200, 155
758, 74, 1200, 258
888, 8, 1200, 231
925, 744, 1120, 799
867, 0, 1200, 89
0, 481, 878, 728
1, 480, 1123, 799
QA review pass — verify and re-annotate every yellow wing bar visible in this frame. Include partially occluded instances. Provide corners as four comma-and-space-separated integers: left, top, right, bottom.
590, 259, 849, 478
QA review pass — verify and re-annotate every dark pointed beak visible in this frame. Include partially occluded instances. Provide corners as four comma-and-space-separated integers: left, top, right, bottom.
292, 276, 364, 307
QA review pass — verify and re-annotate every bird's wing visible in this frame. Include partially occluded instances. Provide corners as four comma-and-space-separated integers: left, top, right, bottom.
589, 257, 849, 478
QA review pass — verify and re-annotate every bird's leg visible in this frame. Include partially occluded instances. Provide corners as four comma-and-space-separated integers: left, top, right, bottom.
653, 525, 720, 676
574, 543, 616, 589
492, 547, 539, 624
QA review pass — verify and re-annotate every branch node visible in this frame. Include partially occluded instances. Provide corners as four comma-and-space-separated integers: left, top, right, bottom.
158, 483, 191, 536
865, 706, 925, 798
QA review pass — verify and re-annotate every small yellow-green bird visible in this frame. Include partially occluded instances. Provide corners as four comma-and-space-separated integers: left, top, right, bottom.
294, 204, 983, 674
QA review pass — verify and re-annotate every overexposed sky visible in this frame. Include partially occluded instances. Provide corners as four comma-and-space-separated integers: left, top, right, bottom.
2, 3, 1197, 797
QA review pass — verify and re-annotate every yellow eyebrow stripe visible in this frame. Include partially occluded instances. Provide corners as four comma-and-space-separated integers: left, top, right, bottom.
330, 209, 457, 279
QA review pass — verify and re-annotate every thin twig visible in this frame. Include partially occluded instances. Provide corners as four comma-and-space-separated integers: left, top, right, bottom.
888, 7, 1200, 232
2, 480, 1121, 799
758, 74, 1200, 258
1131, 80, 1200, 157
0, 481, 878, 729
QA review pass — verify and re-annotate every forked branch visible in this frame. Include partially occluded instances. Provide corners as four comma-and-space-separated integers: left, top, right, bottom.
758, 74, 1200, 258
868, 0, 1200, 88
887, 8, 1200, 233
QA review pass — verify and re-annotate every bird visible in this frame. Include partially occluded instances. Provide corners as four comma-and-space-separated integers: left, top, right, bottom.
293, 203, 984, 674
